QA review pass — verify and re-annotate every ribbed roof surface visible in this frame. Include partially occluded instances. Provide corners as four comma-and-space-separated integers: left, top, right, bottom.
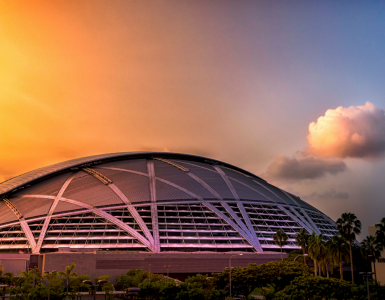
0, 152, 263, 196
0, 152, 338, 254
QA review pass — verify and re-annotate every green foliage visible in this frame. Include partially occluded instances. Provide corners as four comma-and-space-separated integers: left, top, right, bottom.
273, 230, 289, 261
116, 269, 149, 289
139, 279, 179, 300
138, 273, 224, 300
69, 274, 90, 289
4, 272, 15, 285
272, 276, 355, 300
57, 263, 77, 293
295, 229, 309, 264
375, 217, 385, 246
10, 283, 67, 300
212, 260, 312, 297
352, 280, 385, 300
361, 235, 383, 260
94, 275, 110, 284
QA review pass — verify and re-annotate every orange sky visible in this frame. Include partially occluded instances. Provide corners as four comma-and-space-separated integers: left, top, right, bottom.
3, 1, 385, 236
0, 1, 267, 180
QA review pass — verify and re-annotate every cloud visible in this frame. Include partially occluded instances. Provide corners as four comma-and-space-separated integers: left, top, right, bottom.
306, 189, 349, 200
265, 155, 347, 180
307, 102, 385, 158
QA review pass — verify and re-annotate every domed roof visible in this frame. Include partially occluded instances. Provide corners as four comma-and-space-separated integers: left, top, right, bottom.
0, 152, 337, 254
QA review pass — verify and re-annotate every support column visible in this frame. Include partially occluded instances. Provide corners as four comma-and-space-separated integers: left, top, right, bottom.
147, 159, 160, 252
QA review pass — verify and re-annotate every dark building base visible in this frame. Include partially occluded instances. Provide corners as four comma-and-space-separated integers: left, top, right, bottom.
40, 251, 285, 283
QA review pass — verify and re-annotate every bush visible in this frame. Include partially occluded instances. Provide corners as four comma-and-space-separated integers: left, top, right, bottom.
271, 276, 355, 300
352, 280, 385, 300
212, 260, 312, 297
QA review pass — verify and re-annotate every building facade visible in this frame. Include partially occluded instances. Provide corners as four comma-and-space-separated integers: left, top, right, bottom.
0, 152, 337, 254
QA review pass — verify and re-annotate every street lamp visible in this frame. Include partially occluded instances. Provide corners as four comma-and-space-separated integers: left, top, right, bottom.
359, 272, 374, 300
229, 254, 243, 298
294, 253, 308, 262
148, 264, 152, 283
164, 265, 171, 277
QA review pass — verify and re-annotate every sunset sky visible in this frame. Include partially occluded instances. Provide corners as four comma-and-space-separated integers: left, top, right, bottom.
1, 1, 385, 238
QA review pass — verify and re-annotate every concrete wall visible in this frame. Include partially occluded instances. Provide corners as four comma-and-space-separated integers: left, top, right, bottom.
42, 251, 285, 283
0, 254, 30, 275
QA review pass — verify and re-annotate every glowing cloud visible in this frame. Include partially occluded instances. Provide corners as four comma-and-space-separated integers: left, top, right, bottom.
307, 102, 385, 158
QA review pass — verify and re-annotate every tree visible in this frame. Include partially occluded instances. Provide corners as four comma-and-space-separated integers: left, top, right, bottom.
273, 229, 288, 261
19, 269, 34, 284
4, 272, 15, 286
58, 263, 77, 293
336, 212, 362, 283
329, 235, 349, 280
375, 218, 385, 246
295, 229, 309, 265
309, 234, 327, 276
308, 232, 327, 276
361, 235, 383, 282
273, 276, 355, 300
43, 271, 58, 300
212, 260, 312, 296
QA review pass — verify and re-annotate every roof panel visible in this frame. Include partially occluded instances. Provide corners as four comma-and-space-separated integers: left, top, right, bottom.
156, 180, 196, 201
98, 159, 148, 174
153, 161, 214, 199
11, 196, 53, 219
54, 201, 85, 214
15, 173, 72, 197
95, 168, 151, 203
229, 179, 271, 202
62, 172, 123, 207
183, 166, 234, 199
0, 202, 18, 223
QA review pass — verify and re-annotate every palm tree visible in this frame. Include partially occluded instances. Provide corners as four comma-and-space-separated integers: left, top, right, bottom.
19, 270, 34, 284
308, 232, 327, 276
336, 212, 361, 283
295, 229, 309, 264
375, 218, 385, 246
4, 272, 15, 286
44, 271, 57, 300
308, 232, 319, 276
329, 235, 349, 280
361, 235, 383, 282
58, 263, 77, 293
273, 229, 288, 261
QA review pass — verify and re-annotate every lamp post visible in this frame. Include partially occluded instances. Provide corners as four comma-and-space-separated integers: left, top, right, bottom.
229, 254, 243, 298
294, 253, 308, 262
359, 272, 374, 300
148, 264, 152, 283
164, 265, 171, 277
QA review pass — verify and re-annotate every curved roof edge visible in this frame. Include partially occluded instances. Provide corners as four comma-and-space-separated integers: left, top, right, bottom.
0, 151, 266, 196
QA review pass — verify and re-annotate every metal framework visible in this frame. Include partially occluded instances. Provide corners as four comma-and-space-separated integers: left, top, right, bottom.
0, 152, 337, 253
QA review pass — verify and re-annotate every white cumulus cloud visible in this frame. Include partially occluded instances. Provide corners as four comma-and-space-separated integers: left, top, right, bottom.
307, 102, 385, 158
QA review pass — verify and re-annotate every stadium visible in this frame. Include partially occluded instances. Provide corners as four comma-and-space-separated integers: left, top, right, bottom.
0, 152, 338, 255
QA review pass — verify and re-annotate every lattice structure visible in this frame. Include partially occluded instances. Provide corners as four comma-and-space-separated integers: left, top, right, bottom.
0, 152, 338, 253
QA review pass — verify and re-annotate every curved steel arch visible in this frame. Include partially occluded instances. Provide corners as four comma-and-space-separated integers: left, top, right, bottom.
21, 195, 155, 252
